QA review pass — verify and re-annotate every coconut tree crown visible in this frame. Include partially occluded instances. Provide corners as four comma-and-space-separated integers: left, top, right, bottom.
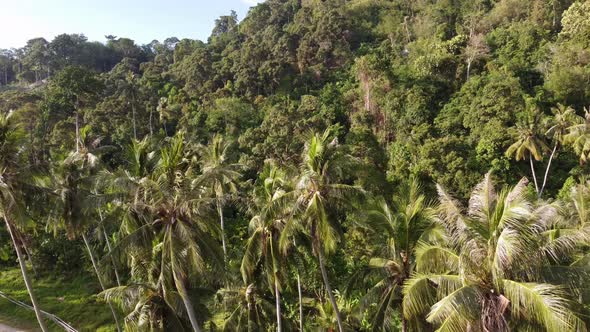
403, 173, 586, 331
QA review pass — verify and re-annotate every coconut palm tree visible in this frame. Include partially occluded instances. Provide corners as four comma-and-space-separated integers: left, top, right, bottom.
540, 104, 579, 196
355, 178, 439, 332
241, 161, 291, 332
0, 111, 49, 332
218, 283, 277, 331
278, 129, 363, 332
545, 180, 590, 264
100, 246, 188, 331
195, 134, 242, 260
563, 107, 590, 164
403, 173, 586, 331
48, 141, 122, 331
506, 114, 550, 196
112, 132, 223, 332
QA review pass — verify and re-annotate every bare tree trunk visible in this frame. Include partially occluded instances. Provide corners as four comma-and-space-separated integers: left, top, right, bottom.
75, 111, 80, 153
5, 219, 49, 332
22, 242, 38, 278
316, 244, 343, 332
539, 143, 558, 197
297, 272, 303, 331
82, 233, 122, 332
175, 274, 202, 332
149, 105, 153, 136
466, 59, 472, 80
131, 98, 137, 140
98, 208, 121, 286
275, 277, 282, 332
217, 201, 227, 259
102, 226, 121, 286
552, 0, 558, 28
529, 152, 540, 195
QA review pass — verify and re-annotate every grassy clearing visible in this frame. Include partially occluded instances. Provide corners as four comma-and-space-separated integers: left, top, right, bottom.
0, 268, 118, 331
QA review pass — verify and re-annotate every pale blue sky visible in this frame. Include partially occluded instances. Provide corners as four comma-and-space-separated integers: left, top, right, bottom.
1, 0, 264, 49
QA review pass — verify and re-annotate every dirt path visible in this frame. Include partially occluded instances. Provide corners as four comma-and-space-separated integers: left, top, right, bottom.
0, 323, 25, 332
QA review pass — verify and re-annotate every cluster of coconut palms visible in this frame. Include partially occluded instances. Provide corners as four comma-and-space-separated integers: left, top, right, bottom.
2, 109, 590, 332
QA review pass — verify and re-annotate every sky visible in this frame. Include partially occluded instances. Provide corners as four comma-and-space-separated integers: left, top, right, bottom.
0, 0, 264, 49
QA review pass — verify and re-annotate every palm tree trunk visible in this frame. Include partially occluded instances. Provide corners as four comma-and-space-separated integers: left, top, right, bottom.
131, 97, 137, 140
75, 111, 80, 153
82, 233, 122, 332
5, 219, 49, 332
274, 276, 282, 332
22, 242, 38, 278
102, 226, 121, 286
149, 105, 153, 136
529, 152, 540, 194
316, 244, 344, 332
217, 201, 227, 259
297, 272, 303, 331
175, 274, 202, 332
539, 143, 558, 197
98, 208, 122, 286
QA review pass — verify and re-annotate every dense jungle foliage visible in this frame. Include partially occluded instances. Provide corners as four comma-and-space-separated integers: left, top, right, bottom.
1, 0, 590, 331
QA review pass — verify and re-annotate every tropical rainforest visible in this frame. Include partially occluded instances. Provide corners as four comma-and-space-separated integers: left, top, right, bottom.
1, 0, 590, 331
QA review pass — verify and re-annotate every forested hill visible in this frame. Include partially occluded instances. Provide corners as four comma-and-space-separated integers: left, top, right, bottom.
1, 0, 590, 331
1, 0, 589, 196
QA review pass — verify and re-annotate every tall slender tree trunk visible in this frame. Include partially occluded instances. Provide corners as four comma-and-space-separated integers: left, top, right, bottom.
75, 110, 80, 153
175, 274, 202, 332
540, 143, 558, 197
149, 105, 153, 136
316, 243, 343, 332
102, 226, 121, 286
552, 0, 558, 28
217, 201, 227, 259
402, 317, 408, 332
22, 243, 38, 278
82, 233, 122, 332
274, 276, 282, 332
98, 209, 122, 286
529, 152, 539, 194
297, 272, 303, 331
5, 219, 49, 332
131, 98, 137, 140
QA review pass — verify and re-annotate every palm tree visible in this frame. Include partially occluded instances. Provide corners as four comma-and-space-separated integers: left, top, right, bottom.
544, 180, 590, 264
541, 104, 578, 196
563, 107, 590, 164
48, 141, 122, 331
506, 114, 550, 196
218, 283, 278, 331
356, 178, 438, 332
113, 132, 223, 332
241, 161, 291, 332
403, 173, 586, 331
278, 129, 363, 332
100, 246, 187, 331
195, 134, 242, 260
0, 111, 49, 332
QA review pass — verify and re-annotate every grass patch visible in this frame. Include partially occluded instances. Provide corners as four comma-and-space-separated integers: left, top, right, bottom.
0, 268, 119, 331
